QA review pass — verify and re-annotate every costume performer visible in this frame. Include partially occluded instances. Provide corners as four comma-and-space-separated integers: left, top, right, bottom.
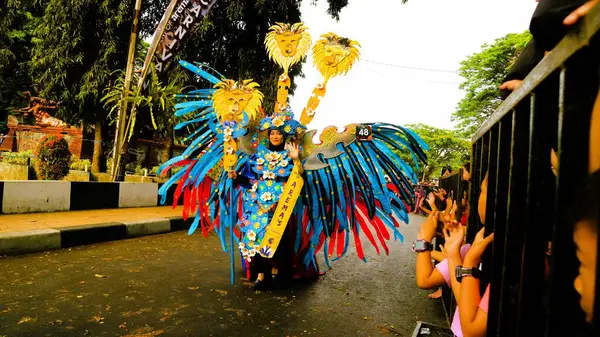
158, 22, 429, 289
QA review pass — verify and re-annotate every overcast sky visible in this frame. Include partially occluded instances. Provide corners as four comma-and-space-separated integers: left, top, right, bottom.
288, 0, 538, 133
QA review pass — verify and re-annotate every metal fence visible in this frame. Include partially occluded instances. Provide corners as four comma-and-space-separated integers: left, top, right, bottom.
467, 5, 600, 337
437, 171, 468, 324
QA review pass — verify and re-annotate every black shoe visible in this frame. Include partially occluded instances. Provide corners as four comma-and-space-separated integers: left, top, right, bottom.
252, 278, 271, 290
271, 273, 286, 288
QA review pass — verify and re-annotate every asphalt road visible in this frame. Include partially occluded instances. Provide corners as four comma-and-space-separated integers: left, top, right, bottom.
0, 214, 446, 337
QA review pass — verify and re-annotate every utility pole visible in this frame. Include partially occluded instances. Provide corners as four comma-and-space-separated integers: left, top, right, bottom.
111, 0, 143, 181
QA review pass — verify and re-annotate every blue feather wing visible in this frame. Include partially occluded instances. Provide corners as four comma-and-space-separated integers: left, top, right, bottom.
296, 123, 427, 267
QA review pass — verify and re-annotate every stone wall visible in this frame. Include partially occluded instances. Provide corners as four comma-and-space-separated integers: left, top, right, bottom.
0, 162, 30, 180
15, 126, 83, 157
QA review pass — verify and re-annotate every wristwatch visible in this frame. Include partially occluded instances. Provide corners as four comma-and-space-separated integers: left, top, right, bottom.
412, 239, 433, 253
455, 266, 481, 283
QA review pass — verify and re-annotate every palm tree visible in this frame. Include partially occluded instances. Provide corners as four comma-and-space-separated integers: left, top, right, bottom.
101, 66, 186, 174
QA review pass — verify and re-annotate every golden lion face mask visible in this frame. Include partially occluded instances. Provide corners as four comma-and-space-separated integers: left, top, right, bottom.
313, 33, 360, 83
265, 22, 311, 75
275, 33, 302, 57
212, 79, 263, 124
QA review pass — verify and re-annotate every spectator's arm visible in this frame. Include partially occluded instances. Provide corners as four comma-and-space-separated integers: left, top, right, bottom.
443, 225, 466, 301
415, 212, 446, 289
458, 228, 494, 337
431, 250, 445, 262
458, 272, 488, 337
416, 251, 446, 289
530, 0, 588, 51
501, 39, 545, 86
419, 198, 432, 215
447, 249, 463, 301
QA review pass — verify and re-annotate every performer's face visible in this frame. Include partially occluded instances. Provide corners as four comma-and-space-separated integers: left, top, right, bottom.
269, 130, 284, 147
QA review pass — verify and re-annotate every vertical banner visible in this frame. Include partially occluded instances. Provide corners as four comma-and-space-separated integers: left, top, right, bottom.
153, 0, 218, 75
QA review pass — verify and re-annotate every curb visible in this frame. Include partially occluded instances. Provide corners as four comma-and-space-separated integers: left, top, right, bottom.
0, 216, 187, 256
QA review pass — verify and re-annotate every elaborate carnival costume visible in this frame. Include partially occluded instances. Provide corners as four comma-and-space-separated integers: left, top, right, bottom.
158, 22, 429, 286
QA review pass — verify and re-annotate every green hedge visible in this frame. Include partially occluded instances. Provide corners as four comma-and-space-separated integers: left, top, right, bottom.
70, 158, 91, 171
1, 150, 35, 165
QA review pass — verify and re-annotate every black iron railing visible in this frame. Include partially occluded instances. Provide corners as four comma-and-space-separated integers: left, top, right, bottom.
437, 171, 468, 325
468, 4, 600, 337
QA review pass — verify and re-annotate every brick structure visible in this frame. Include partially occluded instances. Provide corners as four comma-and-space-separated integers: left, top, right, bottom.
1, 116, 83, 157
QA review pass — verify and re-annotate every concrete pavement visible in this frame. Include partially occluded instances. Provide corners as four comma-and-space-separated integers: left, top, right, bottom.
0, 207, 187, 256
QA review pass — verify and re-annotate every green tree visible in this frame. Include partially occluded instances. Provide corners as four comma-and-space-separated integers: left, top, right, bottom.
404, 123, 470, 181
102, 66, 187, 166
452, 31, 532, 137
0, 1, 43, 121
29, 0, 136, 171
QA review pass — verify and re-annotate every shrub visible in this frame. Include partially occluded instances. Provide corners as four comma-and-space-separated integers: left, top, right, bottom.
70, 158, 91, 171
0, 121, 8, 134
125, 162, 147, 176
135, 165, 145, 176
1, 150, 35, 165
106, 157, 113, 173
35, 136, 72, 180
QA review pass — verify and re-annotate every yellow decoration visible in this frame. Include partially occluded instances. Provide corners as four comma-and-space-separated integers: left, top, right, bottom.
223, 138, 238, 171
212, 79, 264, 124
265, 22, 311, 75
275, 75, 291, 113
272, 116, 285, 127
300, 84, 327, 125
258, 163, 304, 258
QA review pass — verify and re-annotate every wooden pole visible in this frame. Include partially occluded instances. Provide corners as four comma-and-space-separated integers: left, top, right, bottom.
111, 0, 143, 181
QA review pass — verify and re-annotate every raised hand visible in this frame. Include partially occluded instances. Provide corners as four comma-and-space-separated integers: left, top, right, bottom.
443, 225, 465, 258
426, 192, 438, 212
499, 79, 523, 92
419, 211, 439, 242
463, 227, 494, 267
286, 142, 300, 159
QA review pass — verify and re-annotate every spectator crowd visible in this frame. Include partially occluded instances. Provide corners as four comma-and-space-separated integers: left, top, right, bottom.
411, 1, 599, 336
